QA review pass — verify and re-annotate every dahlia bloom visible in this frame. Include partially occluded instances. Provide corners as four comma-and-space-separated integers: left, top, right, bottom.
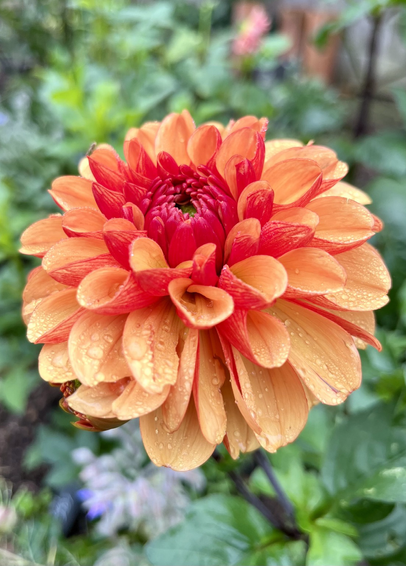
21, 111, 390, 471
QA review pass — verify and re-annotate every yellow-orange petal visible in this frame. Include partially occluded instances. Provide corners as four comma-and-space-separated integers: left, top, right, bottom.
38, 342, 74, 383
140, 400, 216, 471
162, 327, 199, 432
123, 298, 181, 394
261, 158, 322, 205
68, 313, 130, 386
264, 139, 303, 161
49, 176, 97, 211
20, 216, 67, 257
62, 207, 106, 239
315, 244, 391, 311
270, 300, 362, 405
42, 237, 118, 286
279, 248, 347, 298
155, 111, 195, 165
218, 310, 290, 369
27, 288, 84, 344
316, 181, 372, 205
231, 351, 308, 451
193, 330, 227, 445
68, 379, 130, 418
219, 255, 288, 309
111, 380, 170, 420
22, 267, 67, 324
187, 124, 221, 167
305, 196, 375, 253
222, 378, 259, 459
125, 121, 161, 163
169, 278, 234, 329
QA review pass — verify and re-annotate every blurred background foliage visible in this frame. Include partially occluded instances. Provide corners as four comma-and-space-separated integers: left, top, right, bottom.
1, 0, 406, 564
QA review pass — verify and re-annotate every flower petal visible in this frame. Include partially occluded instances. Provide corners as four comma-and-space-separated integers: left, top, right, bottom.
22, 267, 67, 324
279, 248, 347, 298
92, 182, 126, 219
259, 213, 318, 258
270, 300, 362, 405
191, 243, 218, 287
111, 379, 170, 420
216, 128, 264, 179
27, 288, 84, 344
140, 399, 215, 471
125, 121, 160, 163
187, 124, 222, 167
237, 180, 274, 225
155, 111, 195, 165
317, 181, 372, 205
224, 218, 261, 265
123, 299, 181, 393
38, 342, 74, 383
77, 267, 158, 314
103, 218, 142, 269
162, 327, 199, 432
20, 216, 67, 257
193, 330, 227, 444
219, 255, 287, 309
261, 158, 322, 205
43, 237, 119, 286
169, 279, 234, 329
62, 208, 106, 239
68, 378, 131, 418
69, 312, 130, 386
49, 176, 97, 211
218, 309, 290, 369
264, 139, 303, 160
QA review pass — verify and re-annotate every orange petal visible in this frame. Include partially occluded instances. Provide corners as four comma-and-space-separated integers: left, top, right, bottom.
102, 218, 141, 269
237, 180, 274, 224
224, 218, 261, 265
279, 248, 347, 298
187, 124, 222, 167
216, 128, 264, 179
264, 139, 303, 160
111, 379, 170, 420
20, 216, 67, 257
191, 243, 218, 286
305, 196, 375, 253
68, 379, 130, 418
218, 309, 290, 369
231, 350, 308, 451
22, 267, 67, 324
261, 158, 322, 205
227, 116, 268, 137
27, 288, 84, 344
38, 342, 74, 383
222, 378, 259, 459
310, 243, 391, 311
49, 176, 97, 211
140, 399, 216, 471
316, 180, 372, 205
77, 267, 157, 315
62, 207, 106, 239
193, 330, 227, 445
69, 313, 130, 386
162, 327, 199, 432
168, 278, 234, 329
42, 237, 119, 286
219, 255, 287, 309
125, 121, 160, 163
269, 300, 362, 405
155, 111, 195, 165
123, 299, 181, 393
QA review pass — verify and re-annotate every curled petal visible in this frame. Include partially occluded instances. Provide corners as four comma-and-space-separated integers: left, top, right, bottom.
230, 350, 308, 451
187, 125, 222, 167
140, 400, 215, 471
92, 182, 126, 219
259, 221, 315, 259
125, 121, 160, 163
224, 218, 261, 265
224, 155, 256, 200
222, 377, 259, 459
62, 208, 106, 239
169, 278, 234, 329
68, 378, 131, 418
218, 309, 290, 368
111, 380, 170, 420
191, 243, 218, 287
88, 150, 125, 193
123, 299, 182, 394
269, 300, 362, 405
43, 237, 119, 286
130, 237, 192, 295
162, 328, 199, 432
27, 288, 84, 344
103, 218, 142, 269
219, 255, 287, 309
279, 248, 347, 298
69, 312, 130, 386
305, 196, 375, 254
39, 342, 74, 383
155, 111, 195, 166
49, 176, 97, 211
20, 216, 67, 257
216, 128, 264, 180
77, 267, 158, 314
124, 137, 157, 179
237, 180, 274, 224
122, 202, 145, 230
227, 116, 268, 137
261, 158, 322, 206
193, 330, 227, 444
22, 267, 66, 324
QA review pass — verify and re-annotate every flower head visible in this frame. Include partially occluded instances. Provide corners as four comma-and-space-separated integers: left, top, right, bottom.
21, 111, 390, 470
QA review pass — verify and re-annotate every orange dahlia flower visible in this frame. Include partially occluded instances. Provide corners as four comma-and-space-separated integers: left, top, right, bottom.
21, 111, 390, 470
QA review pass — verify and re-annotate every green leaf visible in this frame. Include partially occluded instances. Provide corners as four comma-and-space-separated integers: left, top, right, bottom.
0, 366, 38, 414
307, 528, 362, 566
357, 504, 406, 559
322, 403, 406, 503
146, 495, 273, 566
